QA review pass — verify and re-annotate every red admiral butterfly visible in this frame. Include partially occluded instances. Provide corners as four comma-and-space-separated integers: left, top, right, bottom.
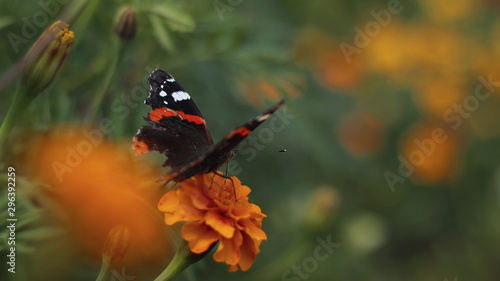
133, 69, 285, 182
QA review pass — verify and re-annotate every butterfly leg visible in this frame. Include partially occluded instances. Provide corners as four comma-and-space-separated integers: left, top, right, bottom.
213, 171, 237, 201
156, 173, 176, 189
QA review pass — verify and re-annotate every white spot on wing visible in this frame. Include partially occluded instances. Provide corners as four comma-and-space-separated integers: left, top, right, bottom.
256, 113, 271, 122
159, 90, 168, 97
160, 85, 164, 88
164, 100, 168, 104
172, 91, 191, 102
166, 78, 175, 82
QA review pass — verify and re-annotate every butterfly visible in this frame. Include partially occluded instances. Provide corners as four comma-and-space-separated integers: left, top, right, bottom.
133, 69, 284, 182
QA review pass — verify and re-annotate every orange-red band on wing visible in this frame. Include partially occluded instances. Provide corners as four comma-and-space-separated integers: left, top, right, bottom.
226, 127, 251, 139
149, 108, 206, 126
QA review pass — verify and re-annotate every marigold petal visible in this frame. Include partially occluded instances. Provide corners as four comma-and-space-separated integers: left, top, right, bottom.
239, 219, 267, 241
231, 202, 266, 220
228, 264, 240, 272
235, 182, 251, 199
182, 222, 220, 254
248, 203, 267, 218
205, 210, 235, 238
163, 212, 182, 225
157, 190, 179, 213
178, 202, 205, 222
213, 230, 243, 265
158, 188, 205, 225
238, 233, 259, 271
190, 186, 213, 210
163, 205, 203, 225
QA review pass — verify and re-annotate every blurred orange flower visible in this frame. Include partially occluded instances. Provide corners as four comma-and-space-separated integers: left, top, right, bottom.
21, 127, 171, 267
315, 46, 363, 91
337, 112, 385, 157
257, 79, 283, 101
239, 75, 302, 107
158, 173, 267, 272
399, 122, 462, 184
293, 27, 363, 91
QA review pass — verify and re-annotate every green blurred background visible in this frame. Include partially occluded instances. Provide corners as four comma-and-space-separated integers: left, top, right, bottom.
2, 0, 500, 280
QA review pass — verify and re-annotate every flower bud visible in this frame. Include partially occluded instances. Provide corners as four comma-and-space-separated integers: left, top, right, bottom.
114, 5, 137, 41
102, 225, 131, 265
22, 20, 74, 94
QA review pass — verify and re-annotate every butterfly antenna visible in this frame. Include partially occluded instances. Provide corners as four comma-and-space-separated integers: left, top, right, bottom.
234, 148, 287, 153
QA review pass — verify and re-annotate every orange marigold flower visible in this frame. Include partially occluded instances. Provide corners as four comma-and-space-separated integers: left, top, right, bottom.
158, 173, 267, 272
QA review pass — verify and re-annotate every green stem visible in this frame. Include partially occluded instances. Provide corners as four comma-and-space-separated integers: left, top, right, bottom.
87, 39, 124, 126
63, 0, 91, 25
71, 0, 101, 37
154, 240, 216, 281
0, 83, 30, 152
95, 256, 112, 281
154, 249, 190, 281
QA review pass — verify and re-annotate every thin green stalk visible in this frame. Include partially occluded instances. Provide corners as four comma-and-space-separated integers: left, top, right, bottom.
154, 240, 216, 281
71, 0, 101, 37
87, 39, 125, 126
154, 248, 191, 281
0, 83, 28, 152
95, 256, 112, 281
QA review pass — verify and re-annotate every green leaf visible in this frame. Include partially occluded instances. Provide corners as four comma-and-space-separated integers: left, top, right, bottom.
0, 17, 13, 30
149, 14, 175, 51
149, 3, 195, 32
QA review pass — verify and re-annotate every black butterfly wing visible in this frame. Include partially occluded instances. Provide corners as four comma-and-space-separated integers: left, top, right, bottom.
168, 99, 285, 181
133, 69, 213, 169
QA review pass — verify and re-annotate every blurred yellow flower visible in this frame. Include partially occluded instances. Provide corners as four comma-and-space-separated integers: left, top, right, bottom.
419, 0, 479, 23
414, 76, 466, 118
363, 22, 407, 79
